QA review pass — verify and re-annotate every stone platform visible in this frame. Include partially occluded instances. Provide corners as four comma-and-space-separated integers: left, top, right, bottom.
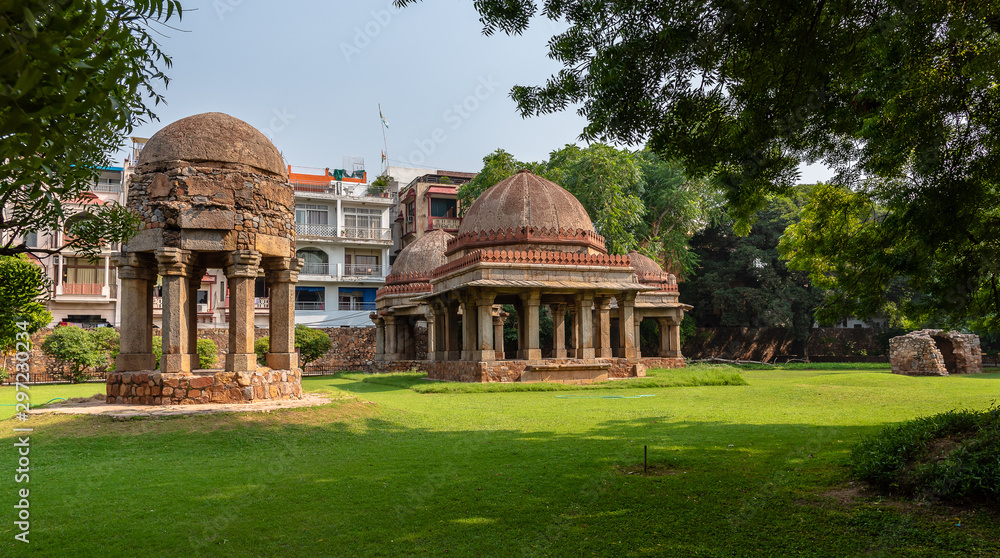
106, 369, 302, 405
372, 357, 685, 384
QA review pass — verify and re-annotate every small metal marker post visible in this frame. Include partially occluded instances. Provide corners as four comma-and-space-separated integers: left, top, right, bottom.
644, 445, 648, 474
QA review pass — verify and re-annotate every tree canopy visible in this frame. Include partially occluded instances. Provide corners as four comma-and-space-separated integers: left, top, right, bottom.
0, 255, 52, 352
0, 0, 181, 259
398, 0, 1000, 331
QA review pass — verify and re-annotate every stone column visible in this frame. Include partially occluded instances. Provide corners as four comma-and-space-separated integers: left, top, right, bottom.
445, 302, 459, 361
372, 316, 385, 361
493, 311, 505, 360
575, 293, 595, 359
475, 292, 496, 361
635, 317, 643, 358
425, 312, 436, 361
568, 307, 577, 356
433, 304, 448, 361
550, 303, 567, 358
384, 315, 398, 361
461, 294, 478, 361
595, 297, 613, 358
518, 290, 542, 360
224, 250, 262, 372
618, 292, 638, 358
114, 253, 156, 371
187, 266, 206, 370
669, 316, 682, 358
264, 257, 301, 370
156, 247, 194, 373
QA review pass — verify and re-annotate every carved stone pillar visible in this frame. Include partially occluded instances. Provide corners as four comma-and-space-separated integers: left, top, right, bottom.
224, 250, 262, 372
518, 290, 541, 360
425, 312, 436, 361
568, 308, 577, 356
575, 293, 595, 359
635, 317, 643, 358
264, 257, 301, 370
156, 248, 194, 373
595, 297, 613, 358
618, 292, 637, 358
493, 311, 505, 360
657, 317, 674, 357
550, 303, 567, 358
447, 301, 461, 361
114, 253, 156, 372
475, 292, 496, 361
461, 294, 478, 361
384, 315, 398, 361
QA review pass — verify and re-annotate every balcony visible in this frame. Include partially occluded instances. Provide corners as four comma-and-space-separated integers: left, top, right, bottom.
292, 180, 393, 201
295, 223, 392, 243
428, 216, 461, 231
58, 282, 114, 298
295, 301, 326, 311
298, 263, 385, 281
90, 183, 122, 193
338, 301, 376, 311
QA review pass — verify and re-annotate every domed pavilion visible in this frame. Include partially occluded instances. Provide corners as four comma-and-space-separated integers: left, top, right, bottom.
108, 112, 303, 404
373, 170, 691, 383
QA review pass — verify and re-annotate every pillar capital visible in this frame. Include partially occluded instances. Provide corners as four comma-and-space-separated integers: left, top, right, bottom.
519, 289, 541, 304
155, 247, 193, 276
225, 250, 262, 278
263, 256, 303, 283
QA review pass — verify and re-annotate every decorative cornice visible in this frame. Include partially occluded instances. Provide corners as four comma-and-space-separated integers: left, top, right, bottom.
384, 271, 433, 286
432, 248, 631, 279
445, 226, 607, 256
376, 282, 434, 298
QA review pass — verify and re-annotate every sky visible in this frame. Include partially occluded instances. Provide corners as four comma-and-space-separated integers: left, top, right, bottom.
123, 0, 833, 182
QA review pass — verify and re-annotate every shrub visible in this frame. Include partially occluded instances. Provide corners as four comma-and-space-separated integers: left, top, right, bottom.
90, 327, 120, 373
295, 325, 331, 367
196, 338, 218, 369
152, 335, 162, 368
254, 336, 269, 366
851, 406, 1000, 503
41, 326, 106, 382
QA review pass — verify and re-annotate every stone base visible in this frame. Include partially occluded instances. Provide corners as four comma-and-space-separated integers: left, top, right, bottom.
106, 369, 302, 405
370, 357, 685, 383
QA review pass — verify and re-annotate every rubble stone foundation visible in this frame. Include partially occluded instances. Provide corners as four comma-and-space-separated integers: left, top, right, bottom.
106, 369, 302, 405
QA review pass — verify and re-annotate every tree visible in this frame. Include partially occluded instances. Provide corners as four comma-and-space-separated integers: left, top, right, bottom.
397, 0, 1000, 328
41, 326, 107, 382
681, 191, 823, 356
1, 0, 182, 259
0, 255, 52, 352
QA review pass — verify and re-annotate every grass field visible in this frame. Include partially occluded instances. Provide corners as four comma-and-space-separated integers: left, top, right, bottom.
2, 368, 999, 557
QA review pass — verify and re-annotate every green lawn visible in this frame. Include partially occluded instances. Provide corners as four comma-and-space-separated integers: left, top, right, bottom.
2, 368, 998, 557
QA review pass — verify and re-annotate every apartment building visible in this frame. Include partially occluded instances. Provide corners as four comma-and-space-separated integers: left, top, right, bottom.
385, 169, 475, 259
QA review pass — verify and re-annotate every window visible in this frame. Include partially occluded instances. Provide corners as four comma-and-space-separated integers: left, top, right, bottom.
23, 231, 38, 248
344, 207, 382, 229
297, 248, 329, 275
62, 257, 106, 285
430, 198, 456, 218
344, 250, 380, 276
406, 202, 415, 223
295, 203, 330, 226
338, 288, 376, 311
295, 286, 325, 310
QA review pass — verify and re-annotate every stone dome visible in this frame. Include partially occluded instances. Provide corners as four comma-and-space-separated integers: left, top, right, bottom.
447, 170, 606, 255
387, 230, 452, 284
628, 250, 677, 291
137, 112, 287, 178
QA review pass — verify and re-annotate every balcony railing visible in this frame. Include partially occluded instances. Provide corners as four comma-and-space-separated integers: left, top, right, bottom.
295, 301, 326, 311
338, 301, 376, 311
254, 297, 269, 309
61, 282, 105, 295
300, 262, 330, 275
292, 180, 393, 199
429, 216, 461, 231
344, 264, 383, 277
90, 183, 122, 193
295, 223, 392, 242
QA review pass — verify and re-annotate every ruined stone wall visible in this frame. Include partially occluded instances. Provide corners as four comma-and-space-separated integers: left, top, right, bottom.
127, 163, 295, 254
106, 369, 301, 405
890, 330, 982, 376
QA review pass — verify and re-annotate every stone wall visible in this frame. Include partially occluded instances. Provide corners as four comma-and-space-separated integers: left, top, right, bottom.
106, 369, 301, 405
890, 330, 982, 376
371, 356, 684, 383
682, 327, 888, 362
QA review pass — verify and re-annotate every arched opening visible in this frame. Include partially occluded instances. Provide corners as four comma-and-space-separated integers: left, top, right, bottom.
932, 335, 958, 374
296, 248, 329, 275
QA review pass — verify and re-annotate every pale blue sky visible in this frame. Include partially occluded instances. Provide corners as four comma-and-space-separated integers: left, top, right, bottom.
125, 0, 833, 182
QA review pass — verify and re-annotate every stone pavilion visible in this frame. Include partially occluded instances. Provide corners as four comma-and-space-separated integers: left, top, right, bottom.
372, 170, 691, 383
107, 112, 303, 404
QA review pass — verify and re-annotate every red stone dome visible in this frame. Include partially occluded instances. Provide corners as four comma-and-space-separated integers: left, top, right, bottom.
447, 170, 606, 255
387, 230, 452, 284
628, 251, 677, 291
137, 112, 287, 178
